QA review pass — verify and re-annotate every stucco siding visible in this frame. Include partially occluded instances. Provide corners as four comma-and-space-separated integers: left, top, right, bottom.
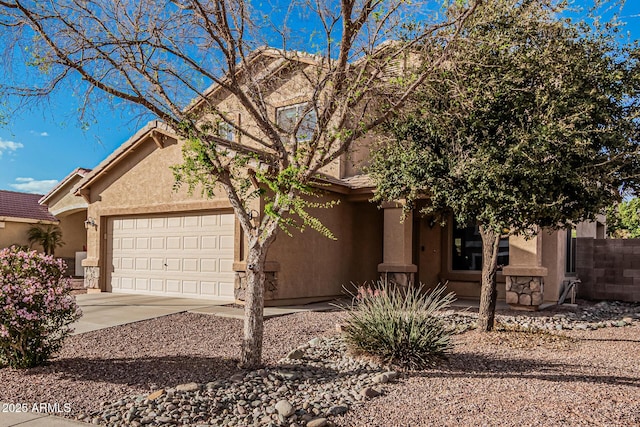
541, 229, 567, 302
0, 221, 40, 250
56, 210, 87, 258
266, 197, 383, 300
45, 178, 88, 217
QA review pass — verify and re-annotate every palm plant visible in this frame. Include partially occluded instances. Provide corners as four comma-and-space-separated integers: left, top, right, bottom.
27, 224, 64, 256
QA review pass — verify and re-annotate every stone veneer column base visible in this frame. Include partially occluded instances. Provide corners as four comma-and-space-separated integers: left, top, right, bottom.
83, 266, 100, 290
380, 271, 415, 287
377, 263, 417, 289
234, 271, 278, 301
233, 261, 280, 302
505, 276, 544, 311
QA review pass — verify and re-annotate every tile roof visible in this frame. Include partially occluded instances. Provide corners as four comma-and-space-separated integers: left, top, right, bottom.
314, 173, 375, 190
0, 190, 58, 222
340, 174, 375, 189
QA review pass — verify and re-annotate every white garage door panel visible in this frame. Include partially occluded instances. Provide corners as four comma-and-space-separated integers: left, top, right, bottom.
107, 213, 235, 300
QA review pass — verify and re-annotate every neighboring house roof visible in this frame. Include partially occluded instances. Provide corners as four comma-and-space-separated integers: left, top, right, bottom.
39, 167, 92, 206
0, 190, 58, 222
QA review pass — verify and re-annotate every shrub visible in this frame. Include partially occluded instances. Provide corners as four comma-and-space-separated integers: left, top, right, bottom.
341, 282, 455, 369
0, 247, 82, 368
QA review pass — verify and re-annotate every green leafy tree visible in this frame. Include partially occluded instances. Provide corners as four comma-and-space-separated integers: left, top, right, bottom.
369, 0, 640, 331
607, 198, 640, 238
0, 0, 481, 367
27, 224, 64, 256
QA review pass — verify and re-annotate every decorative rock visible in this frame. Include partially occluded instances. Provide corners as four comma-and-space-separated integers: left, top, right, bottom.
147, 389, 165, 401
286, 348, 305, 360
360, 387, 381, 398
385, 371, 399, 380
176, 382, 200, 392
83, 299, 640, 427
230, 373, 245, 382
307, 418, 329, 427
327, 405, 348, 416
260, 415, 272, 424
275, 400, 295, 417
372, 373, 389, 384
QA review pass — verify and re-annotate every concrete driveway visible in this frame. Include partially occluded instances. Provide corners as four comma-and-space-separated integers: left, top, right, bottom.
71, 293, 230, 334
71, 293, 335, 335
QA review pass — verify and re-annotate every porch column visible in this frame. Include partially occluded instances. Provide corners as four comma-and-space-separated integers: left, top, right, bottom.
377, 201, 417, 287
502, 231, 547, 310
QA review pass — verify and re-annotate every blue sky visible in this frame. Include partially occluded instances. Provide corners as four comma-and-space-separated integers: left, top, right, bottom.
0, 0, 638, 195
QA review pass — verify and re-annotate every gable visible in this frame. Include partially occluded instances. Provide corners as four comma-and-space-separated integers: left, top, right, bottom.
40, 168, 90, 216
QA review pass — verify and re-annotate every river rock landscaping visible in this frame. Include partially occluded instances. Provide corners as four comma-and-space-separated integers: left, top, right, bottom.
0, 301, 638, 427
83, 336, 396, 427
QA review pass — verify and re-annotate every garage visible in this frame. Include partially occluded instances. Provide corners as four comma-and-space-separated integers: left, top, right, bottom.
106, 212, 235, 300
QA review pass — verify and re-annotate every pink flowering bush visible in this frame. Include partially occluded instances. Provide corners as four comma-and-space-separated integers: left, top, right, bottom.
0, 247, 82, 368
355, 284, 385, 301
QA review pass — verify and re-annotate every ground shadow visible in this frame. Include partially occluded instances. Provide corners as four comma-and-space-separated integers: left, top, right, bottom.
409, 351, 640, 388
21, 354, 242, 389
17, 353, 358, 392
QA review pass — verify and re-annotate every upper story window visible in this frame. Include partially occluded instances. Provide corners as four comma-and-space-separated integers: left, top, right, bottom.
218, 122, 235, 142
451, 221, 509, 271
276, 103, 317, 142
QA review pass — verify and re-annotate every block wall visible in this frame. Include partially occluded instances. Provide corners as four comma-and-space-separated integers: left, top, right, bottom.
576, 238, 640, 302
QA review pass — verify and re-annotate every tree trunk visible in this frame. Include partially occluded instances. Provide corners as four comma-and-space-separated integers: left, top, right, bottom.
239, 220, 280, 369
478, 225, 501, 332
240, 245, 266, 369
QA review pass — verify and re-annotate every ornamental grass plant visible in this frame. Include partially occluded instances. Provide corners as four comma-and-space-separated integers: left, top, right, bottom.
341, 282, 455, 369
0, 247, 82, 368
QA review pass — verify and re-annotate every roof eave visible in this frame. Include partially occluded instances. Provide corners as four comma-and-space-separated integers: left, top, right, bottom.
39, 167, 91, 206
73, 121, 176, 197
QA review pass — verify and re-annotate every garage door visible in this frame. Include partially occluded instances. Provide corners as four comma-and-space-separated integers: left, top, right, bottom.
107, 213, 235, 300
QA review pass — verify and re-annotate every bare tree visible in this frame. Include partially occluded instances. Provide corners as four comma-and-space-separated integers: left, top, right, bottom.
0, 0, 480, 367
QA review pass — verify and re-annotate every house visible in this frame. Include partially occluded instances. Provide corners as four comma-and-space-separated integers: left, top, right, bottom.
0, 169, 90, 276
0, 190, 59, 252
63, 49, 602, 309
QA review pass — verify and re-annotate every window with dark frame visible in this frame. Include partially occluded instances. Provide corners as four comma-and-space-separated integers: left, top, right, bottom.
451, 221, 510, 271
218, 122, 235, 142
276, 103, 317, 142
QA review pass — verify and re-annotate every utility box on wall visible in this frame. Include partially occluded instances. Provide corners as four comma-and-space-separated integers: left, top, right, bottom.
75, 251, 87, 277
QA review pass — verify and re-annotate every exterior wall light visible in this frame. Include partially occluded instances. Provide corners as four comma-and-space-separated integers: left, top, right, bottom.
84, 217, 97, 229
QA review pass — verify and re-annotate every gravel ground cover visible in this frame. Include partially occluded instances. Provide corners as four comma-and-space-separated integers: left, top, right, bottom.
0, 302, 638, 427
